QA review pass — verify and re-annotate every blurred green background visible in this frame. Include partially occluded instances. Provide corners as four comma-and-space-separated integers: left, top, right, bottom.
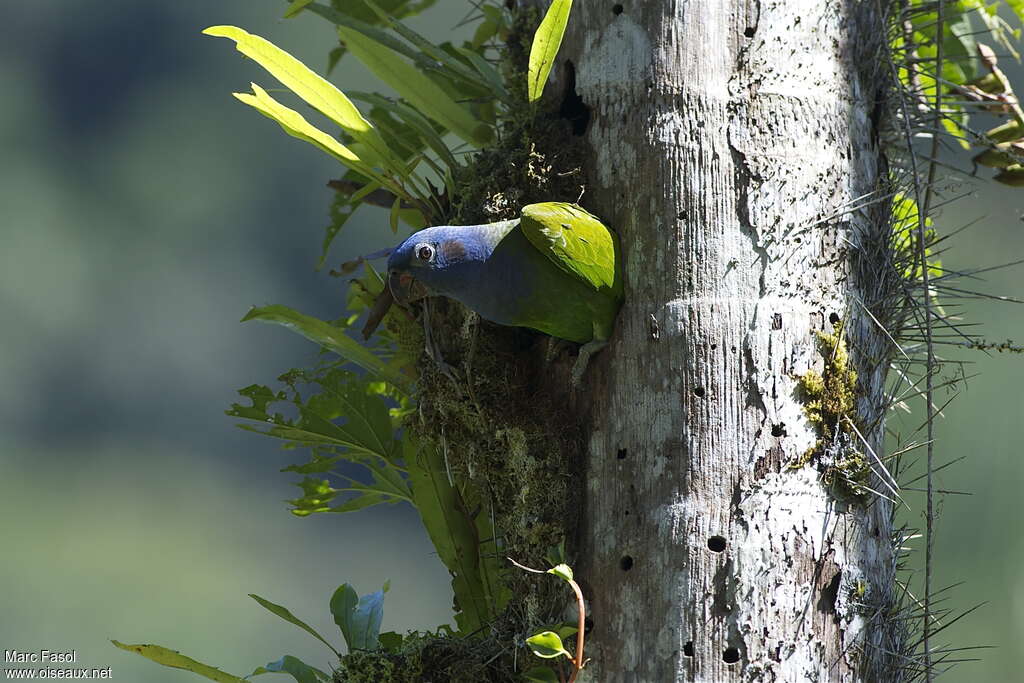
0, 2, 1021, 681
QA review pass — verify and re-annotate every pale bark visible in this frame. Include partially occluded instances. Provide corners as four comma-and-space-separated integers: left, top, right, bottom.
559, 1, 899, 681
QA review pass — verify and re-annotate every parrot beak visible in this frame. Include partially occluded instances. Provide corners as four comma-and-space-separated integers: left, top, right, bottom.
388, 270, 429, 305
361, 286, 394, 340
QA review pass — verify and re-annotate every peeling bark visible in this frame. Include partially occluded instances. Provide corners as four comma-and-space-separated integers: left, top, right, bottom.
559, 1, 899, 680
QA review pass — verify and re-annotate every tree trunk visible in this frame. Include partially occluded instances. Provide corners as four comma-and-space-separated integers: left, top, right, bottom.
560, 1, 900, 680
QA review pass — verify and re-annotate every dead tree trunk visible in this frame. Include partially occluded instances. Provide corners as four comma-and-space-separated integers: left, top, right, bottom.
561, 2, 900, 680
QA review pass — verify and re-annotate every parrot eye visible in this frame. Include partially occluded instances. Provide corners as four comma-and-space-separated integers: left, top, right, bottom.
414, 243, 435, 262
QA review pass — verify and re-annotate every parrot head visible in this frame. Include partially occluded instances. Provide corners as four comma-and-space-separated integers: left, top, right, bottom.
386, 225, 488, 304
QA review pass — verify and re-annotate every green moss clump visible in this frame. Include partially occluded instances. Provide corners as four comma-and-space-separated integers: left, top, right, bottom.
795, 323, 870, 498
334, 632, 527, 683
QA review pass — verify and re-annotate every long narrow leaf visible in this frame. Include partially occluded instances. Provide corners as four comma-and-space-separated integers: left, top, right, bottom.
203, 25, 395, 167
363, 0, 492, 88
336, 25, 492, 146
404, 439, 495, 633
241, 305, 409, 391
527, 0, 573, 103
234, 85, 380, 183
248, 594, 342, 658
455, 46, 509, 102
352, 91, 459, 172
111, 641, 247, 683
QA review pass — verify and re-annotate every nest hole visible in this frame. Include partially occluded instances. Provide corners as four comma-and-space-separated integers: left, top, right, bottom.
707, 535, 727, 553
560, 61, 590, 136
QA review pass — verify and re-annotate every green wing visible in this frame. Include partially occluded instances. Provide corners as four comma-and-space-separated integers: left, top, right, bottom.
519, 202, 622, 296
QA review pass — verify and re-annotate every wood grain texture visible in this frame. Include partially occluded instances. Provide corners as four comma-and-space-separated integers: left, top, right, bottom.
558, 1, 900, 680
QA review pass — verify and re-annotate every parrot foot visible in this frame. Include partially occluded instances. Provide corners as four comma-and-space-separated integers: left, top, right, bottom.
572, 339, 608, 386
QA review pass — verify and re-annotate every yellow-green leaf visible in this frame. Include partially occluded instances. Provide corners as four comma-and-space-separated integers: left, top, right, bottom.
336, 25, 492, 147
111, 641, 247, 683
234, 84, 371, 172
527, 0, 573, 103
525, 631, 571, 660
203, 25, 394, 166
547, 563, 573, 582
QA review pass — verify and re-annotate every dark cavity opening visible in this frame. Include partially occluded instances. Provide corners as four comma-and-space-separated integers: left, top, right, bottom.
616, 448, 628, 460
683, 641, 694, 657
723, 647, 741, 664
771, 423, 786, 437
829, 311, 841, 325
693, 386, 706, 398
619, 555, 634, 571
612, 3, 624, 14
743, 26, 755, 38
560, 61, 591, 136
707, 536, 727, 553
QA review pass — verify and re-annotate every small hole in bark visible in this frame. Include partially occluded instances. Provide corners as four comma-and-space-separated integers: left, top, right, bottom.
619, 555, 634, 571
723, 647, 741, 664
829, 311, 841, 325
710, 343, 718, 350
683, 641, 694, 657
707, 536, 727, 552
584, 617, 594, 632
693, 386, 706, 398
744, 26, 755, 38
677, 210, 687, 220
612, 3, 624, 14
771, 423, 786, 437
617, 448, 627, 460
873, 526, 880, 537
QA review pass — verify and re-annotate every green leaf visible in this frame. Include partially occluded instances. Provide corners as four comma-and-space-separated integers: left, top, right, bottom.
250, 656, 330, 683
521, 666, 560, 683
203, 25, 396, 168
350, 91, 459, 175
233, 84, 378, 179
389, 196, 402, 233
455, 45, 509, 102
525, 631, 571, 660
336, 25, 492, 146
547, 563, 573, 582
241, 305, 409, 391
359, 0, 495, 93
227, 369, 413, 517
111, 641, 247, 683
404, 438, 504, 633
527, 0, 573, 103
330, 583, 386, 651
378, 631, 404, 652
283, 0, 315, 19
248, 594, 341, 658
320, 173, 372, 269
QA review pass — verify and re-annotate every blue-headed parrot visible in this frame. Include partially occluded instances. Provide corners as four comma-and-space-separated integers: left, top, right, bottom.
376, 202, 623, 381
